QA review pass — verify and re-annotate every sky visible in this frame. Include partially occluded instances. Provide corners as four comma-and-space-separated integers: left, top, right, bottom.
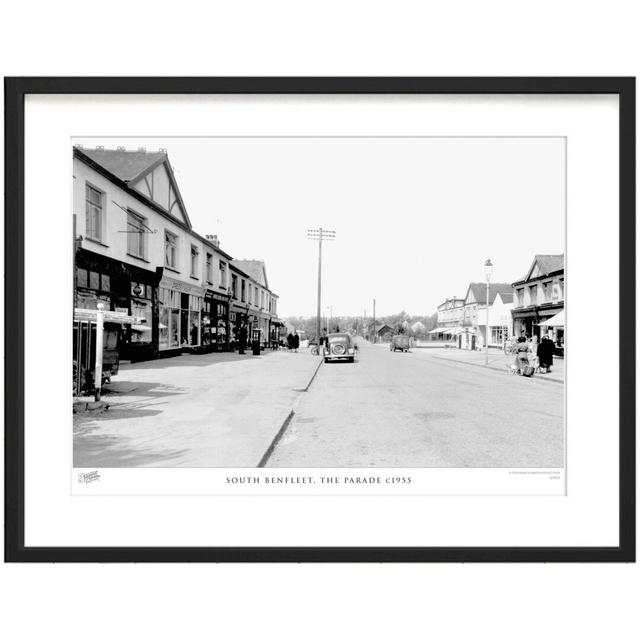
76, 137, 565, 318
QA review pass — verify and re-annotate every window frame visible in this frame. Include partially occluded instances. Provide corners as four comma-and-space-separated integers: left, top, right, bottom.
126, 208, 147, 260
85, 182, 104, 242
190, 244, 199, 279
164, 229, 178, 270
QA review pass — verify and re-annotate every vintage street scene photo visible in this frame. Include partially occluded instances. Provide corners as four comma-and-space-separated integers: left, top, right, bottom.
72, 137, 565, 469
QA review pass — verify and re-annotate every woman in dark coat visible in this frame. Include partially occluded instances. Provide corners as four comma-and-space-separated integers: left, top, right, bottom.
292, 333, 300, 352
537, 336, 554, 371
286, 333, 294, 350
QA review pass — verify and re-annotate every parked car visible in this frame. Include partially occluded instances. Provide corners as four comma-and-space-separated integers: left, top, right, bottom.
390, 334, 411, 353
323, 333, 356, 363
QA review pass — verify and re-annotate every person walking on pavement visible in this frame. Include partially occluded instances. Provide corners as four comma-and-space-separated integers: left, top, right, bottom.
292, 333, 300, 353
286, 333, 294, 351
539, 336, 554, 373
514, 336, 529, 374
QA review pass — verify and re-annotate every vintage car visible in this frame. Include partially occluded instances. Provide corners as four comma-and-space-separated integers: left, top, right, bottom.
390, 334, 411, 352
323, 332, 356, 363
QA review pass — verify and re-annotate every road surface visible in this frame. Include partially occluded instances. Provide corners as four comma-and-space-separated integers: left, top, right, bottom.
267, 340, 564, 468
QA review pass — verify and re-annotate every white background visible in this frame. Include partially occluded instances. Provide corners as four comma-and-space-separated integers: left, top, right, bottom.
1, 1, 638, 639
26, 94, 610, 547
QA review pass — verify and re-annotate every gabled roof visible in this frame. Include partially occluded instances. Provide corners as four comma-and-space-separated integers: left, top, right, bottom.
231, 260, 269, 289
74, 146, 192, 228
495, 291, 514, 304
464, 282, 514, 305
78, 148, 166, 182
513, 254, 565, 285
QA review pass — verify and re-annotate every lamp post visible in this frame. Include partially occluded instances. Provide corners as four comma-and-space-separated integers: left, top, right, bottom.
94, 302, 105, 401
484, 258, 493, 365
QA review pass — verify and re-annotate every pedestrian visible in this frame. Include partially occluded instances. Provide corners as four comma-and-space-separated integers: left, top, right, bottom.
293, 333, 300, 353
238, 325, 247, 354
539, 336, 554, 372
286, 333, 294, 350
514, 336, 529, 374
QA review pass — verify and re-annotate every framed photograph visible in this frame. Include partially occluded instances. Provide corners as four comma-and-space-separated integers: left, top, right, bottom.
4, 77, 635, 562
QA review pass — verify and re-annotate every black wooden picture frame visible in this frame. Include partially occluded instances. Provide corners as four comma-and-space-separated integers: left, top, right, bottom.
4, 77, 635, 562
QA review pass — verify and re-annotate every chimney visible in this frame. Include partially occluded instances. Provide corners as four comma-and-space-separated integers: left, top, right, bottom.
205, 234, 220, 247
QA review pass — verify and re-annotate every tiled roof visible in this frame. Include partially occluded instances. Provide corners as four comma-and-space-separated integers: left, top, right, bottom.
76, 147, 166, 182
231, 260, 267, 287
466, 282, 514, 305
534, 254, 564, 275
496, 291, 514, 303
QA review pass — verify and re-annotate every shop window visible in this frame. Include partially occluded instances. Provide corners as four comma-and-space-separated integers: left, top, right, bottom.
101, 274, 110, 292
127, 210, 147, 259
85, 183, 103, 241
165, 230, 178, 269
89, 271, 100, 290
130, 298, 153, 344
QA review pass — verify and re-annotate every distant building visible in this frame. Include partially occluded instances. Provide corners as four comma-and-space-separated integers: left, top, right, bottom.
460, 282, 514, 349
477, 291, 514, 348
367, 322, 394, 342
436, 297, 465, 328
511, 254, 564, 345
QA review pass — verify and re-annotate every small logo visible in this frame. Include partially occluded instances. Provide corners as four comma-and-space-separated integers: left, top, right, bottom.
78, 470, 101, 484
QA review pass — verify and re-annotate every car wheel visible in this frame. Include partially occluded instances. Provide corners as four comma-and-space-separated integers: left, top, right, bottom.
324, 358, 329, 363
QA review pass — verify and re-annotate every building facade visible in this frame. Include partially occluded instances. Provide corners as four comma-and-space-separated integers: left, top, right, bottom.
511, 254, 564, 344
477, 291, 514, 348
436, 297, 466, 327
73, 146, 280, 362
459, 282, 513, 349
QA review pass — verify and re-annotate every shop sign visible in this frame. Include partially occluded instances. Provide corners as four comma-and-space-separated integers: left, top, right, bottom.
131, 283, 144, 297
160, 275, 204, 297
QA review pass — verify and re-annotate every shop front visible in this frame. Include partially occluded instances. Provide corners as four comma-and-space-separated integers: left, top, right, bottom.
158, 274, 204, 358
230, 303, 251, 350
512, 303, 563, 341
75, 248, 160, 362
201, 290, 231, 352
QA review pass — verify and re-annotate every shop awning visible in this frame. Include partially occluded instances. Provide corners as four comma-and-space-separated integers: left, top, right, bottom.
538, 309, 565, 327
131, 324, 152, 332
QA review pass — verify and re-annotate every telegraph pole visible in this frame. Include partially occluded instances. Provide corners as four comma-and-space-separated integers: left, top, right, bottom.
373, 298, 376, 343
307, 228, 336, 344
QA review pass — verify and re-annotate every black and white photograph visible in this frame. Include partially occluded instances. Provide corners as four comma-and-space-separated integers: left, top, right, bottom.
72, 136, 566, 473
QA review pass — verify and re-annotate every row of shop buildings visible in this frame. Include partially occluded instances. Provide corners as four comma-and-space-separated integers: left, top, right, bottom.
73, 146, 283, 362
431, 254, 565, 351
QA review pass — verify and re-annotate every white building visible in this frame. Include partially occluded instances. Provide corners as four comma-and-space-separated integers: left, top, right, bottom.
73, 146, 280, 360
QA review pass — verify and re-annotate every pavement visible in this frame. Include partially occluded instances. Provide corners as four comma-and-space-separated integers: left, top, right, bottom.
266, 340, 564, 468
423, 346, 565, 383
73, 349, 321, 468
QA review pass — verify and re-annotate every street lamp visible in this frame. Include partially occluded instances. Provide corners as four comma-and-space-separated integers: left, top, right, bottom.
484, 258, 493, 365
